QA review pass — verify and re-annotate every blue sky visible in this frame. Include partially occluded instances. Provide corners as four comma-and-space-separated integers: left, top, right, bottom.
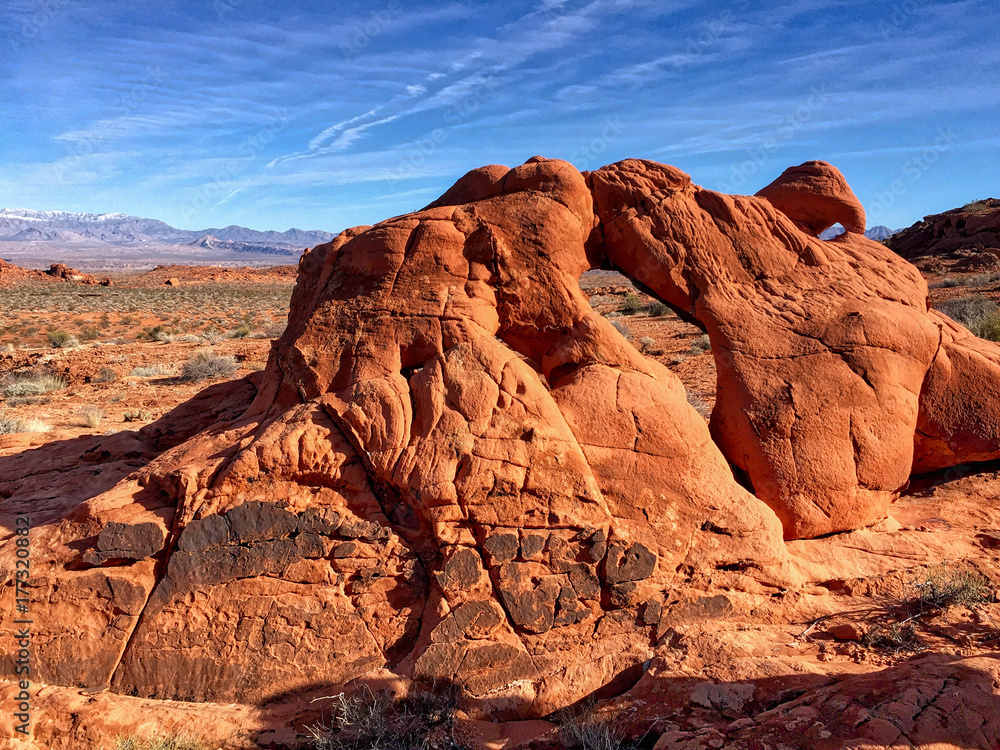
1, 0, 997, 233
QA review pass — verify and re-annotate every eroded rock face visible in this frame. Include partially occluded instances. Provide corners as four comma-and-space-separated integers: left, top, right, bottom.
3, 156, 1000, 722
887, 197, 1000, 259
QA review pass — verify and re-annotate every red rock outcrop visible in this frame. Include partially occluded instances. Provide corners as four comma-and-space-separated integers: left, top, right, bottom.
755, 160, 866, 235
4, 157, 1000, 744
888, 198, 1000, 259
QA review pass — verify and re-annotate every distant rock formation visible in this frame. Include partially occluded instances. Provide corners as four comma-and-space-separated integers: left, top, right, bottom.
5, 158, 1000, 736
887, 198, 1000, 263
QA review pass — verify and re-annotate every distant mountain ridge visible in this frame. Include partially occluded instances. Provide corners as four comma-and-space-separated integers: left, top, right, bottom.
0, 208, 334, 253
818, 224, 900, 241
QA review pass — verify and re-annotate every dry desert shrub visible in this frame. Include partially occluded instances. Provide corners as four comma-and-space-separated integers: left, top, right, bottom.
910, 564, 994, 613
94, 366, 119, 383
79, 406, 105, 428
644, 301, 670, 317
2, 373, 67, 398
116, 735, 207, 750
690, 333, 711, 353
610, 319, 633, 341
129, 364, 175, 378
47, 329, 78, 348
180, 351, 238, 382
0, 411, 49, 434
306, 687, 464, 750
935, 294, 1000, 341
262, 320, 287, 338
638, 336, 657, 354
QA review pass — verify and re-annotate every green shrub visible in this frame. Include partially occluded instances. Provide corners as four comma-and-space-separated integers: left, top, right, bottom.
620, 293, 644, 316
138, 325, 167, 341
644, 301, 670, 317
180, 351, 237, 382
47, 329, 77, 348
230, 323, 254, 339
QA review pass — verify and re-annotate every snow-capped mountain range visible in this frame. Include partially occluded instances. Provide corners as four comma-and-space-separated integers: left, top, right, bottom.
818, 224, 900, 241
0, 208, 335, 258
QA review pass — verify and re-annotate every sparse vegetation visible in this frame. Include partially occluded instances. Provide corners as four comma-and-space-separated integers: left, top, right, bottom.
859, 564, 994, 654
180, 350, 238, 382
620, 292, 644, 316
306, 687, 464, 750
0, 281, 292, 349
129, 365, 175, 378
860, 622, 921, 653
930, 272, 1000, 289
47, 329, 78, 348
2, 373, 67, 398
610, 319, 633, 341
644, 301, 670, 317
0, 411, 49, 434
962, 199, 992, 213
638, 336, 657, 354
935, 294, 1000, 341
79, 406, 105, 428
690, 334, 711, 353
115, 735, 208, 750
95, 367, 118, 383
910, 564, 994, 613
557, 706, 643, 750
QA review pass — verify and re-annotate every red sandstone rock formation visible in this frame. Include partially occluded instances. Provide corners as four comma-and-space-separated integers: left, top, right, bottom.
888, 197, 1000, 259
3, 157, 1000, 745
